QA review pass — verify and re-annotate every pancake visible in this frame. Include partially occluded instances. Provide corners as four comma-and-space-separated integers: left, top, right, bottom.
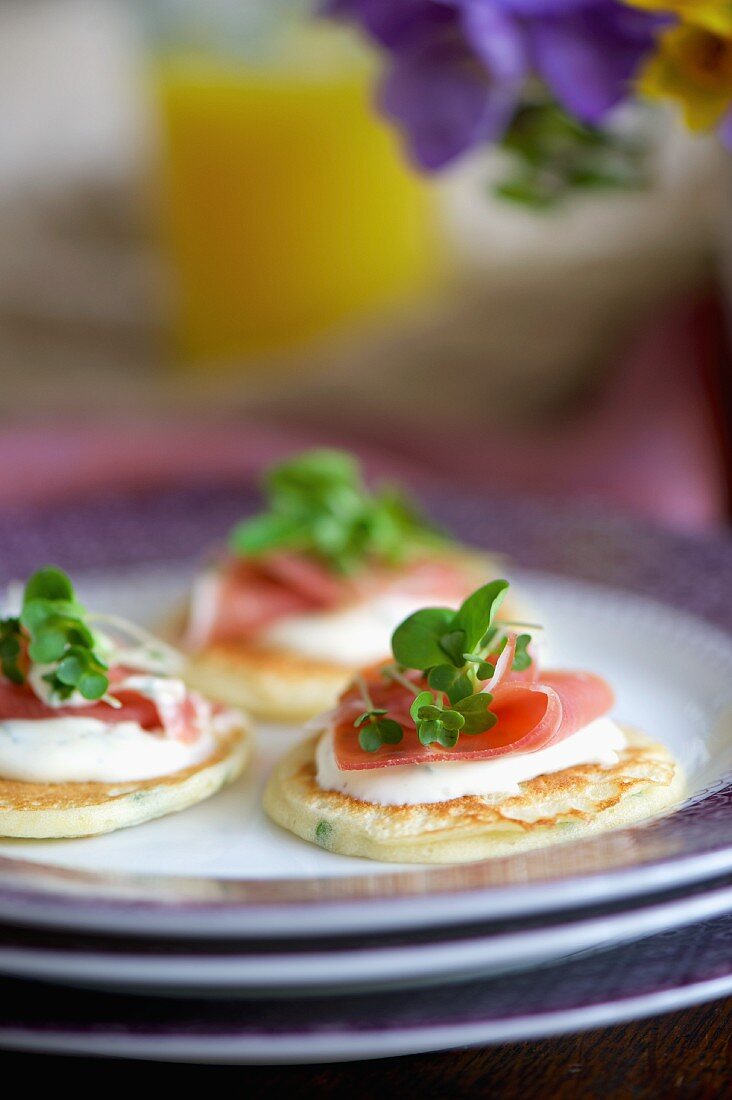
184, 643, 354, 722
0, 721, 250, 839
182, 550, 529, 721
263, 729, 684, 864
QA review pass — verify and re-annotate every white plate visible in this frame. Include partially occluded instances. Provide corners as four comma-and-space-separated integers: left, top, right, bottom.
0, 878, 730, 997
0, 912, 730, 1063
0, 566, 730, 938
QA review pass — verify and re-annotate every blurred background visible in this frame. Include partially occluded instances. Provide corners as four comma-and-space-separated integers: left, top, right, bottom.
0, 0, 730, 530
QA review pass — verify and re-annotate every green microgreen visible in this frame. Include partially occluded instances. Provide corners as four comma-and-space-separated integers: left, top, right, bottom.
229, 449, 445, 575
353, 673, 405, 753
0, 617, 24, 685
391, 580, 509, 674
0, 567, 109, 701
351, 578, 539, 755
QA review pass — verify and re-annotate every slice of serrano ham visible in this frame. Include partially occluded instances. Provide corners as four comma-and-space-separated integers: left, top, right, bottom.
187, 553, 479, 648
332, 670, 614, 771
0, 679, 207, 743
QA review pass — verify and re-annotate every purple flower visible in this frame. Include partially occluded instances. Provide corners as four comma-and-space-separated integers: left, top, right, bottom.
379, 34, 524, 169
325, 0, 662, 169
525, 4, 667, 122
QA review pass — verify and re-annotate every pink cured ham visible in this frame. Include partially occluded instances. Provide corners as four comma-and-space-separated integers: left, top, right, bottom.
332, 668, 615, 771
192, 553, 479, 646
0, 677, 207, 744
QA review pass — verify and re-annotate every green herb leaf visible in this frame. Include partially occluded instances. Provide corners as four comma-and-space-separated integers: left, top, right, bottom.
1, 567, 110, 701
409, 690, 435, 724
354, 708, 387, 727
228, 449, 445, 575
438, 629, 468, 668
78, 671, 110, 700
23, 566, 74, 603
417, 719, 460, 749
512, 633, 533, 672
454, 580, 509, 653
28, 629, 68, 664
229, 513, 303, 556
427, 665, 473, 706
358, 717, 404, 753
0, 618, 23, 685
463, 654, 495, 680
453, 693, 498, 735
440, 708, 466, 732
391, 607, 456, 671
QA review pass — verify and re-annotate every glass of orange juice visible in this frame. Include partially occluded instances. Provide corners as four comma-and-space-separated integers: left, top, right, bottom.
140, 0, 440, 366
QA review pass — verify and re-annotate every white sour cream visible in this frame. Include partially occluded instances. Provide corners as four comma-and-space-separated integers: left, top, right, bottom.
315, 717, 627, 806
0, 717, 217, 784
262, 594, 440, 665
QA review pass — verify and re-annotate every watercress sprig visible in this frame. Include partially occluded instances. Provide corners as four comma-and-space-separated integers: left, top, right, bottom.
0, 617, 23, 685
351, 579, 536, 753
229, 449, 445, 575
353, 673, 404, 753
0, 567, 110, 701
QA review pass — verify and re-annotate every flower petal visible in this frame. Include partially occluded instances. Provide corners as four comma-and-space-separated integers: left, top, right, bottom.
458, 1, 528, 82
529, 6, 659, 122
378, 38, 518, 169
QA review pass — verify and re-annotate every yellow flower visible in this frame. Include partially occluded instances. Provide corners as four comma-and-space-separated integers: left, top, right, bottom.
626, 1, 732, 36
637, 22, 732, 131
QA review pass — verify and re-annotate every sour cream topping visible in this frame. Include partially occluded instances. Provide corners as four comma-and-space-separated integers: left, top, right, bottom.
262, 593, 441, 665
6, 661, 221, 785
315, 717, 627, 805
0, 717, 219, 784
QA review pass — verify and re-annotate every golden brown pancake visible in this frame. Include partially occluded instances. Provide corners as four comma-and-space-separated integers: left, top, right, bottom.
0, 722, 250, 839
263, 729, 683, 864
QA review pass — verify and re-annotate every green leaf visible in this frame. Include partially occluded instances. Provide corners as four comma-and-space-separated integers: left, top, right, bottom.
462, 652, 495, 680
229, 513, 303, 556
455, 580, 509, 652
23, 567, 74, 603
267, 449, 360, 497
416, 704, 444, 721
0, 633, 20, 659
4, 568, 111, 702
391, 607, 456, 671
453, 693, 498, 735
55, 650, 86, 686
77, 670, 109, 701
417, 719, 442, 747
358, 725, 382, 752
427, 665, 473, 706
229, 449, 442, 575
440, 709, 465, 732
410, 690, 434, 724
20, 599, 83, 633
354, 708, 387, 727
1, 660, 24, 685
512, 633, 533, 672
28, 630, 67, 664
358, 717, 403, 752
438, 629, 467, 668
0, 618, 24, 686
417, 719, 460, 749
376, 718, 404, 745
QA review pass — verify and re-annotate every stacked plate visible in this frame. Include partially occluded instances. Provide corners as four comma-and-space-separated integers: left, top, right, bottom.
0, 486, 731, 1062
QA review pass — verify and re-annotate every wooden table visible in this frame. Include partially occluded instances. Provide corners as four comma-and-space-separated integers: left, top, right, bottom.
0, 997, 729, 1091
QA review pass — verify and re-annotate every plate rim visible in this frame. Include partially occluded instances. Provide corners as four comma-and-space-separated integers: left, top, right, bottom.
0, 975, 729, 1064
0, 879, 731, 994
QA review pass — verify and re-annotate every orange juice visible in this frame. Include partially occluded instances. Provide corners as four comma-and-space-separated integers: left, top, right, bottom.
151, 26, 440, 364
